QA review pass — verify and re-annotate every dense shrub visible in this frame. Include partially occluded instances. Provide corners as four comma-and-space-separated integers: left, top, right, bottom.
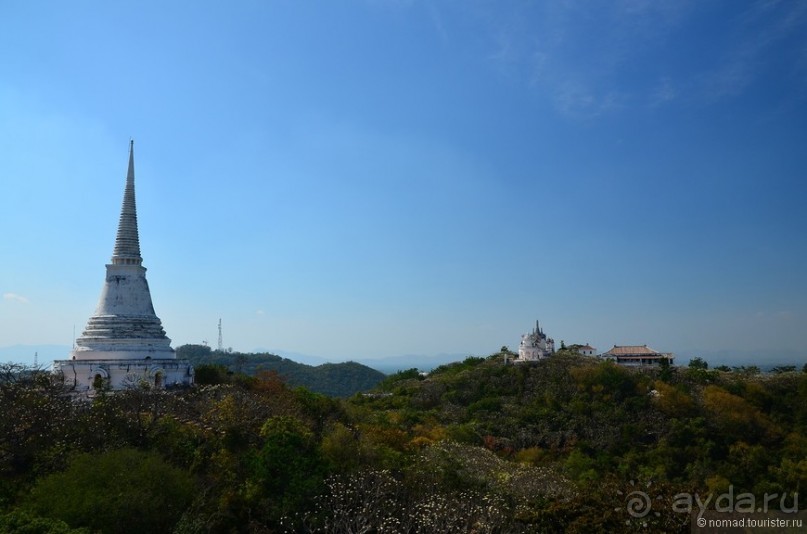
26, 448, 194, 534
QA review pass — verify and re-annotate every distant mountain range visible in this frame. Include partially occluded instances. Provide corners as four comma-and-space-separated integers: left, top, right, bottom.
260, 348, 471, 374
354, 353, 475, 373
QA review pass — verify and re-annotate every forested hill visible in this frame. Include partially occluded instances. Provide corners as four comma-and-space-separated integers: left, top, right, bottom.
176, 344, 385, 397
2, 349, 807, 532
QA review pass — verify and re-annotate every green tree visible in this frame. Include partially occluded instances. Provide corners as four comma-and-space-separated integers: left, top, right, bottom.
26, 448, 194, 534
0, 510, 89, 534
175, 343, 212, 360
688, 357, 709, 370
0, 365, 72, 492
193, 363, 231, 385
250, 416, 327, 522
702, 385, 777, 444
772, 365, 796, 374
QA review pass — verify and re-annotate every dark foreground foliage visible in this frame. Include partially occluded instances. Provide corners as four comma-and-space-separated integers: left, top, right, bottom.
1, 352, 806, 533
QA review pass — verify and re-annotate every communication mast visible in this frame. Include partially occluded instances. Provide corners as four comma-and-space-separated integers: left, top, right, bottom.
217, 318, 223, 352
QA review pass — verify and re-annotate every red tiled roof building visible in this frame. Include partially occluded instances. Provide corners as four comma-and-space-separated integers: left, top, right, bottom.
601, 344, 674, 366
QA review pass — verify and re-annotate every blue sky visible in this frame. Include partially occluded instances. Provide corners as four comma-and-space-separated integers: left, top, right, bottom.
1, 1, 806, 363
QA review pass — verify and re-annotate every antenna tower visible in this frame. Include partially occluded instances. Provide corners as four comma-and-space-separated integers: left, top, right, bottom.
217, 318, 223, 352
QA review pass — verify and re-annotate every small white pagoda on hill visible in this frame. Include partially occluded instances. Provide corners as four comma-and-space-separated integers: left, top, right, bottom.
511, 320, 555, 363
53, 141, 193, 391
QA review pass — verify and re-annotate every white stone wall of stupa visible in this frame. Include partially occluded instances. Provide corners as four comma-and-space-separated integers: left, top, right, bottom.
94, 264, 157, 316
71, 339, 175, 361
53, 359, 194, 391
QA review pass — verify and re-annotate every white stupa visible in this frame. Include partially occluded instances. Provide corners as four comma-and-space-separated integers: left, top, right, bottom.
53, 141, 193, 391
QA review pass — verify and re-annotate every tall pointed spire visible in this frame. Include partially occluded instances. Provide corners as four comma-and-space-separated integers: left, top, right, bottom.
70, 140, 173, 360
53, 141, 194, 392
112, 140, 142, 265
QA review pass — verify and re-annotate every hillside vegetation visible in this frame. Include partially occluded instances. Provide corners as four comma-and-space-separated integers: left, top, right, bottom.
177, 344, 386, 397
1, 350, 805, 532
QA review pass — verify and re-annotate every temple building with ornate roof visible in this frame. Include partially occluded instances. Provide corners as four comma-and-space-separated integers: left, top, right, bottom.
601, 345, 674, 367
52, 142, 194, 391
511, 320, 555, 363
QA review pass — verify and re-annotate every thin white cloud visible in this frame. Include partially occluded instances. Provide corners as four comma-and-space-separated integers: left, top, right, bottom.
552, 79, 627, 120
701, 1, 807, 101
479, 1, 694, 118
475, 0, 807, 117
3, 292, 29, 304
649, 76, 678, 107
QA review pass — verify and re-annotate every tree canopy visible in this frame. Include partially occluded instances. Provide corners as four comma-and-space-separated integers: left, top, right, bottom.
1, 355, 806, 532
